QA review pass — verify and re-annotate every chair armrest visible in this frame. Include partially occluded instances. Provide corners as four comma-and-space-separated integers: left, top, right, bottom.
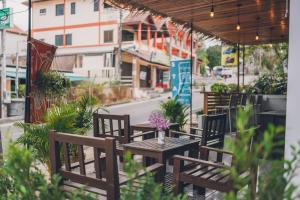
173, 155, 230, 170
170, 130, 202, 139
190, 127, 203, 132
200, 146, 233, 156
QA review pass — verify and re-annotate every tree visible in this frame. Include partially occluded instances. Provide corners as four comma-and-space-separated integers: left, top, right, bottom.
207, 45, 221, 70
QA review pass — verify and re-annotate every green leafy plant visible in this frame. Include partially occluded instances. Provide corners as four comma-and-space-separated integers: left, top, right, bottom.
210, 83, 229, 93
16, 95, 100, 172
35, 70, 71, 97
248, 72, 287, 94
225, 105, 299, 200
0, 143, 95, 200
160, 98, 189, 130
18, 84, 26, 98
121, 152, 187, 200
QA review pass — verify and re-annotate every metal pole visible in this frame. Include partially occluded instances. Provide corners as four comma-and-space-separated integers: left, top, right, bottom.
117, 8, 123, 80
25, 0, 32, 123
16, 44, 19, 98
190, 23, 193, 127
242, 45, 245, 87
237, 43, 240, 92
1, 0, 7, 118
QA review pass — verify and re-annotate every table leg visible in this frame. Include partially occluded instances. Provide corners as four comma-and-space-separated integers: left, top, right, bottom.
157, 154, 167, 183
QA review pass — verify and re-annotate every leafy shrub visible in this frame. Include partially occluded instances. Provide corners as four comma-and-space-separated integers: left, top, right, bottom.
160, 98, 189, 130
16, 95, 100, 172
35, 70, 71, 97
210, 83, 229, 93
249, 72, 287, 94
0, 144, 95, 200
121, 152, 187, 200
18, 84, 26, 98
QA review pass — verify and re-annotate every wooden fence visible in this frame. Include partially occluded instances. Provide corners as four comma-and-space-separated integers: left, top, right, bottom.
203, 92, 241, 114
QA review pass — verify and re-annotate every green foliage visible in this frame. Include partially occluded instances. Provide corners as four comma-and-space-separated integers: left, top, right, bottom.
197, 48, 209, 67
0, 143, 95, 200
35, 70, 71, 97
210, 83, 229, 93
207, 45, 221, 70
160, 98, 189, 130
121, 152, 187, 200
15, 95, 100, 172
18, 84, 26, 98
225, 105, 299, 200
249, 72, 287, 94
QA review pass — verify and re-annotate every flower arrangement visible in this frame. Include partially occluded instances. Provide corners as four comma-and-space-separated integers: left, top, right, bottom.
148, 111, 169, 131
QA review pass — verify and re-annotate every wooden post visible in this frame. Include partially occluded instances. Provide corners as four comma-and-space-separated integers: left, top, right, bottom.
161, 33, 165, 50
154, 31, 157, 48
137, 23, 142, 45
147, 25, 151, 48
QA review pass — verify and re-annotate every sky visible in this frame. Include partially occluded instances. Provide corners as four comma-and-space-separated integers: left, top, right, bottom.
5, 0, 28, 31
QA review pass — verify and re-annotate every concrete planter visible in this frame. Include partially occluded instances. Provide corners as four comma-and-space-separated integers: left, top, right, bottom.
261, 95, 287, 112
7, 99, 25, 117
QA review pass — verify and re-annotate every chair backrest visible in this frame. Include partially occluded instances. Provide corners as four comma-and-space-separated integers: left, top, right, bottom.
201, 113, 227, 147
256, 95, 263, 105
93, 113, 130, 145
49, 131, 120, 200
240, 94, 248, 106
229, 94, 239, 107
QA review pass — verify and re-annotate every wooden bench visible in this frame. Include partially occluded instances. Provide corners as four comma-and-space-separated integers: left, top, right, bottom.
49, 131, 164, 200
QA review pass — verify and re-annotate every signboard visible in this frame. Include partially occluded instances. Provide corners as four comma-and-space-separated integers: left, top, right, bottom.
171, 59, 191, 105
221, 45, 238, 66
0, 8, 11, 29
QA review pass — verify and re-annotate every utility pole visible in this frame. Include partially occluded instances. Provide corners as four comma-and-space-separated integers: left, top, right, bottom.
1, 0, 7, 118
117, 8, 123, 80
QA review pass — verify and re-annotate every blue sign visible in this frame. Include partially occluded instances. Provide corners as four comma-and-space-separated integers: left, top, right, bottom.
171, 59, 191, 105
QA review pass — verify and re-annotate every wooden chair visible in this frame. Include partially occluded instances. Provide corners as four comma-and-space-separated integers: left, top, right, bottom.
170, 113, 227, 162
93, 113, 157, 161
172, 128, 257, 199
49, 131, 164, 200
216, 94, 239, 133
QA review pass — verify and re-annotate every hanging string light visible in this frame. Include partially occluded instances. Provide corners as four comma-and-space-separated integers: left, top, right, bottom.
236, 4, 242, 31
255, 17, 260, 41
210, 0, 215, 17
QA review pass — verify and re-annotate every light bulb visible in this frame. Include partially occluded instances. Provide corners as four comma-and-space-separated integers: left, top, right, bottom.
255, 33, 259, 40
269, 43, 273, 48
236, 23, 241, 31
210, 6, 214, 17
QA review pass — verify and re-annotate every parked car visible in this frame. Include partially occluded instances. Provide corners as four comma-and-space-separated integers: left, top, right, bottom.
221, 68, 233, 78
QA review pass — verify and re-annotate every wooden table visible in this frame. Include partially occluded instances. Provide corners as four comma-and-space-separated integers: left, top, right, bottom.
123, 137, 200, 176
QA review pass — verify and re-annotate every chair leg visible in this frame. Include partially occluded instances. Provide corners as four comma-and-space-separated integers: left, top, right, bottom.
228, 108, 232, 134
173, 158, 184, 195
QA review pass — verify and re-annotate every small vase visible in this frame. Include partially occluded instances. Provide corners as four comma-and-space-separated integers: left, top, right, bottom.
157, 131, 165, 145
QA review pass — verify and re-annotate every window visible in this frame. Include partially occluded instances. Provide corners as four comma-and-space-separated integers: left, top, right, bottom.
55, 4, 64, 16
103, 3, 113, 9
40, 8, 46, 15
104, 30, 113, 43
122, 30, 134, 42
70, 2, 76, 15
93, 0, 99, 12
66, 34, 72, 46
55, 35, 64, 46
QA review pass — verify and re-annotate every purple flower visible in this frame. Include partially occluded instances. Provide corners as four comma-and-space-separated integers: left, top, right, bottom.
148, 111, 169, 131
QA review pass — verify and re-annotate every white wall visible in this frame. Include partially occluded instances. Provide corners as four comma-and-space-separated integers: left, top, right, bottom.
285, 0, 300, 188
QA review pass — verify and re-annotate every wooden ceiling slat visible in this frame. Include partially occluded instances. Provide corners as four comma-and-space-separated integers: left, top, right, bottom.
110, 0, 289, 44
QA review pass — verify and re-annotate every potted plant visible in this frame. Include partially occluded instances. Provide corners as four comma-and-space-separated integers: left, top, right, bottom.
148, 111, 169, 145
196, 109, 205, 129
